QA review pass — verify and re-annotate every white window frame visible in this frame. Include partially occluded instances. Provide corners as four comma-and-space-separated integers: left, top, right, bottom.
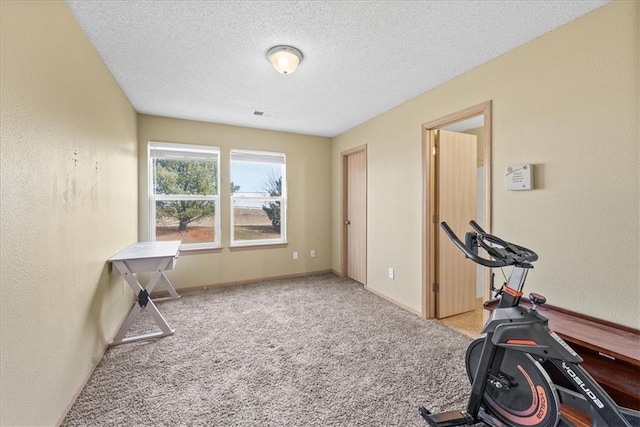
230, 149, 287, 247
149, 141, 221, 250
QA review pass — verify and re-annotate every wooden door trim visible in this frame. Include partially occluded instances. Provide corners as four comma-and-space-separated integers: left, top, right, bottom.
341, 144, 367, 285
421, 101, 492, 318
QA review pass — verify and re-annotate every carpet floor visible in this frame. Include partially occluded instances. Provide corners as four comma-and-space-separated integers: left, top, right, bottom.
62, 273, 473, 426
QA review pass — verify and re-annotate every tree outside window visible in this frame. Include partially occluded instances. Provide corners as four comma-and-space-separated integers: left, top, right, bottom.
149, 142, 220, 248
230, 150, 286, 246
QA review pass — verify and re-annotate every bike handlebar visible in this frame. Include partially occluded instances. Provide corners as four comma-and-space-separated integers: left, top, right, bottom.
440, 221, 538, 268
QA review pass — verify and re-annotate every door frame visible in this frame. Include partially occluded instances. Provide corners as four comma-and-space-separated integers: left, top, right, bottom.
421, 101, 492, 318
341, 144, 367, 285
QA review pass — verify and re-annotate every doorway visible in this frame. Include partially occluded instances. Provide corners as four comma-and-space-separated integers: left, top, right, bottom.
342, 145, 367, 285
422, 101, 492, 319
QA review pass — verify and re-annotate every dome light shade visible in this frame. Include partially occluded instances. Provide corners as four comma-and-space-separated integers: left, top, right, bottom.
267, 45, 303, 74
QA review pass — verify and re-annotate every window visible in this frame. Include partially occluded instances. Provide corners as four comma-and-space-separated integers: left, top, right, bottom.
149, 142, 220, 249
230, 149, 286, 246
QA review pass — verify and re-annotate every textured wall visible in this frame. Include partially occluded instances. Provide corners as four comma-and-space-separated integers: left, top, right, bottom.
332, 1, 639, 327
0, 1, 138, 425
137, 115, 332, 288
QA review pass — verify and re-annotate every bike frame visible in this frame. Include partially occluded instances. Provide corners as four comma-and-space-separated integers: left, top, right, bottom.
420, 223, 640, 427
465, 266, 636, 426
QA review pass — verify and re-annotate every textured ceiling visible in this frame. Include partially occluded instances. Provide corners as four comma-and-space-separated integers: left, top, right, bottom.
65, 1, 608, 138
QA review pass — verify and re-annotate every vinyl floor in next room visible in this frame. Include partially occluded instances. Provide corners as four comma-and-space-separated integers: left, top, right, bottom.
439, 298, 484, 338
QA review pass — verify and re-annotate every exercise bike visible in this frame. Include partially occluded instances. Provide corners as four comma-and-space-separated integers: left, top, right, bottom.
419, 220, 640, 427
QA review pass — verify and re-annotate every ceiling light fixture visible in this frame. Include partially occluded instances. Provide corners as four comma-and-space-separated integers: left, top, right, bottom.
267, 45, 303, 75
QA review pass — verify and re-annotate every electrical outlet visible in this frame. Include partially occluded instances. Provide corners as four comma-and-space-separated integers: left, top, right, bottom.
293, 251, 298, 260
310, 250, 315, 258
388, 268, 395, 279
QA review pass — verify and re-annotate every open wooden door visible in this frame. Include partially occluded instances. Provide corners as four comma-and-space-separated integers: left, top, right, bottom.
436, 130, 477, 318
343, 147, 366, 285
423, 100, 491, 320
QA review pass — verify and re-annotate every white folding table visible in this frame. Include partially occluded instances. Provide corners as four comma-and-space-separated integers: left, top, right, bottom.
108, 241, 181, 346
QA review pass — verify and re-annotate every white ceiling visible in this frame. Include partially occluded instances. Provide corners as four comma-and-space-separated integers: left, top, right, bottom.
65, 1, 608, 138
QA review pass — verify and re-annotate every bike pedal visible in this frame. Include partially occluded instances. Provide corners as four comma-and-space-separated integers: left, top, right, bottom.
418, 407, 475, 426
418, 405, 432, 418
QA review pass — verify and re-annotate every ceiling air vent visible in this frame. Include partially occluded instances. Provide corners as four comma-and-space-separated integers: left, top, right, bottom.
252, 110, 275, 118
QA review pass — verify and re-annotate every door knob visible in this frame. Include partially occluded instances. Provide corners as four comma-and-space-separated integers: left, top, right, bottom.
345, 220, 351, 225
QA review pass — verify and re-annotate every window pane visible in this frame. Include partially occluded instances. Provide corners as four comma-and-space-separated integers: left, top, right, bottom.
230, 161, 282, 195
233, 201, 281, 241
155, 200, 216, 245
154, 159, 217, 196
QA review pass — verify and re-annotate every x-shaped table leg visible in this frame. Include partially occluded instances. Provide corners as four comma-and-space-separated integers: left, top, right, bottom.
110, 258, 176, 345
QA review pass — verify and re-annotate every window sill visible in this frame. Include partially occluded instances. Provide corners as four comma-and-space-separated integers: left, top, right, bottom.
178, 246, 223, 255
176, 243, 288, 254
229, 243, 288, 252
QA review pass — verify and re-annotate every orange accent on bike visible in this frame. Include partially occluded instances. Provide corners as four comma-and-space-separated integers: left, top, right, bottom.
503, 286, 523, 297
507, 339, 538, 346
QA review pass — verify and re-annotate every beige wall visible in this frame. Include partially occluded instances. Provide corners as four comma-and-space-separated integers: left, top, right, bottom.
0, 2, 138, 425
332, 1, 639, 327
1, 1, 637, 425
137, 115, 332, 288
